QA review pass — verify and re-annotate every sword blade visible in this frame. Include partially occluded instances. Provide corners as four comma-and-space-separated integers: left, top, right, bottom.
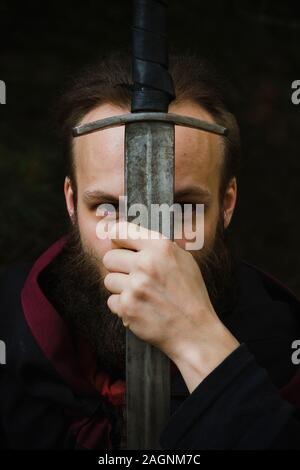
125, 120, 174, 449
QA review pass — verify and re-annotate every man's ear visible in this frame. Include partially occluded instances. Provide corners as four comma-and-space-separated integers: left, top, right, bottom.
64, 176, 75, 224
223, 177, 237, 229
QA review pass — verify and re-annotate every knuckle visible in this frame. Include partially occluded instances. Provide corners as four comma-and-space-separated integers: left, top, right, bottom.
160, 239, 176, 258
131, 275, 150, 298
136, 251, 156, 276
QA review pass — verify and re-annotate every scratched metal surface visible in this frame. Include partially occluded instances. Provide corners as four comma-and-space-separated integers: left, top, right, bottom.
125, 121, 174, 449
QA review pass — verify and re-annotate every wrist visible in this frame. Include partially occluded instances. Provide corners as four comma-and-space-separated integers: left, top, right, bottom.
171, 320, 240, 393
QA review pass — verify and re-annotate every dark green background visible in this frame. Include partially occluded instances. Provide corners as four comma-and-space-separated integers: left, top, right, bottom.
0, 0, 300, 295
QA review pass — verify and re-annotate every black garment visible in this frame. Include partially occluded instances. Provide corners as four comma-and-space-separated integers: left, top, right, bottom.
0, 240, 300, 449
160, 344, 300, 449
160, 262, 300, 449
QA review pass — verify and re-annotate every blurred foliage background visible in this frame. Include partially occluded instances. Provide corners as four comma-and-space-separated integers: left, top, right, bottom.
0, 0, 300, 295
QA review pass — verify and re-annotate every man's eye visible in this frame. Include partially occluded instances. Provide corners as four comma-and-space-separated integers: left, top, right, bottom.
94, 203, 119, 215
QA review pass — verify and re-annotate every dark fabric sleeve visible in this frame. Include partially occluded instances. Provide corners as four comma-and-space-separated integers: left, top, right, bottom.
159, 344, 300, 450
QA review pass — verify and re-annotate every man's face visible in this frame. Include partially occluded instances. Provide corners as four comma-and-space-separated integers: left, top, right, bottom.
67, 101, 234, 267
63, 101, 237, 375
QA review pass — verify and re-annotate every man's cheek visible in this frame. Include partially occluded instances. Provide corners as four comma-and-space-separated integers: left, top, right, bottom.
202, 206, 220, 249
98, 239, 114, 264
87, 238, 112, 265
77, 208, 98, 241
76, 217, 109, 262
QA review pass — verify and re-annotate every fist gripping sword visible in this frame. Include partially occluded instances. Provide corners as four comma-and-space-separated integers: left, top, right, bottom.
73, 0, 227, 450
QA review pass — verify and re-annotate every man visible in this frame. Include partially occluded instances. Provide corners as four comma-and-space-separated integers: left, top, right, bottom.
1, 51, 300, 449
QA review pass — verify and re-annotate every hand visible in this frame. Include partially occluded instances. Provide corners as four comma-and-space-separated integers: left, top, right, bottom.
103, 221, 239, 392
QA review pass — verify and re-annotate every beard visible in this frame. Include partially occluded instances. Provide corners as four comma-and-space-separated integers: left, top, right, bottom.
45, 223, 126, 378
193, 218, 237, 318
46, 215, 237, 378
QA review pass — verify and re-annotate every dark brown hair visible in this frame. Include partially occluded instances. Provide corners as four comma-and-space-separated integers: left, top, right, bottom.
58, 49, 240, 201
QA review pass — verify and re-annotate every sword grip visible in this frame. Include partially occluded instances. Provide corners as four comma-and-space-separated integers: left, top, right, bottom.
132, 0, 175, 113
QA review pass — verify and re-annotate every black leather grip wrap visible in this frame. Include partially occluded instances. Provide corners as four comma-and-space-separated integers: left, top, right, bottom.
131, 0, 175, 112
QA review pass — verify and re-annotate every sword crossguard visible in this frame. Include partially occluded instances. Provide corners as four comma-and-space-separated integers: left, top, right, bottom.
72, 112, 228, 138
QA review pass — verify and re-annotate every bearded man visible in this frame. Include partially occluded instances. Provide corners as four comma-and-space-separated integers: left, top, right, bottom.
1, 51, 300, 450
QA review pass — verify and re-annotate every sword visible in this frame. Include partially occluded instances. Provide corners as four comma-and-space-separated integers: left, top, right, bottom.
73, 0, 227, 450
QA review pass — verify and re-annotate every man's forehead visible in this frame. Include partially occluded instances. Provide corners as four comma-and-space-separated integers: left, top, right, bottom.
74, 104, 125, 186
73, 102, 223, 196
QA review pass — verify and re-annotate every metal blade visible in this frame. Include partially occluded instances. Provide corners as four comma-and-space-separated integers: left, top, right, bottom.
125, 120, 174, 449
